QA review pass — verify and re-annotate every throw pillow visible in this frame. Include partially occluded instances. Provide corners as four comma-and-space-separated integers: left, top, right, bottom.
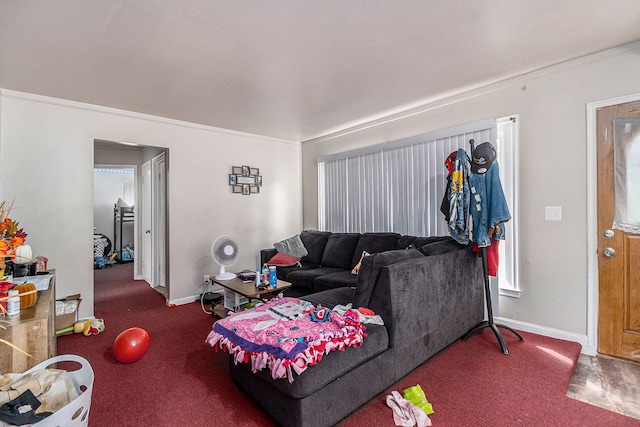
274, 234, 309, 258
267, 252, 302, 267
351, 251, 370, 275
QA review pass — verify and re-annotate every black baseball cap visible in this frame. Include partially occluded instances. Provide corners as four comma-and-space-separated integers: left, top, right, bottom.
470, 142, 496, 174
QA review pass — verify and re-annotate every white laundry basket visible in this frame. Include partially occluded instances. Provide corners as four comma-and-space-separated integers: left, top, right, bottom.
23, 354, 94, 427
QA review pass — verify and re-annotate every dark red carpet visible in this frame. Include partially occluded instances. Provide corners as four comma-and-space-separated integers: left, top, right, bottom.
57, 264, 640, 426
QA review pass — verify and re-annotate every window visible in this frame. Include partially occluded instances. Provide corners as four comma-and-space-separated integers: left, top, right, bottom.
318, 116, 519, 294
495, 116, 519, 295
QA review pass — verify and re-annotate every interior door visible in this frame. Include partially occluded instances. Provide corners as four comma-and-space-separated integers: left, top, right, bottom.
142, 161, 152, 285
597, 100, 640, 362
151, 153, 167, 293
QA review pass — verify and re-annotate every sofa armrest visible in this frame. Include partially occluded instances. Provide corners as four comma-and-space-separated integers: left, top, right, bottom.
260, 248, 277, 265
370, 247, 483, 356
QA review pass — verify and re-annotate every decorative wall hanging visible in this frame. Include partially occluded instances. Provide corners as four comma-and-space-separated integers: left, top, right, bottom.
229, 166, 262, 195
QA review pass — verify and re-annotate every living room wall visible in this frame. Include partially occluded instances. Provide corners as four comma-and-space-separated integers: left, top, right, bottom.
0, 90, 302, 319
301, 42, 640, 350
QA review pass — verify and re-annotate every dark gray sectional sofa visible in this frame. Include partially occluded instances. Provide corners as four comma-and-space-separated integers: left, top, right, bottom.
229, 230, 485, 427
260, 230, 459, 297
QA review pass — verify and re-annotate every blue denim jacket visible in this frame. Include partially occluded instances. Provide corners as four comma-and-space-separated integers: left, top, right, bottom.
468, 162, 511, 247
448, 148, 472, 244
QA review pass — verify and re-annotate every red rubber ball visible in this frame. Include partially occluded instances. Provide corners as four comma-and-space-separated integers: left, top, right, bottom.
113, 327, 151, 363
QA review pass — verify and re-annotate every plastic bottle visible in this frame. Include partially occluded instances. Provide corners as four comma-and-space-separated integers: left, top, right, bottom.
6, 289, 20, 316
255, 268, 261, 288
261, 264, 269, 287
269, 266, 277, 288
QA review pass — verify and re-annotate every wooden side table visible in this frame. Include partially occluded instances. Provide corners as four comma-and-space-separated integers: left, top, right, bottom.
212, 276, 291, 313
0, 273, 56, 373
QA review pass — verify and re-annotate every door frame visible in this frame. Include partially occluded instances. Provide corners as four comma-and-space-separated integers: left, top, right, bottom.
141, 160, 152, 285
586, 91, 640, 355
151, 152, 167, 292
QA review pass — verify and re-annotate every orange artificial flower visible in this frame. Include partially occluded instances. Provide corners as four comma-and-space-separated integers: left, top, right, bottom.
0, 239, 9, 255
0, 201, 27, 257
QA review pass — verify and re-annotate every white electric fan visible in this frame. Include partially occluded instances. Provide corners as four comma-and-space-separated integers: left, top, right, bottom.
211, 235, 239, 280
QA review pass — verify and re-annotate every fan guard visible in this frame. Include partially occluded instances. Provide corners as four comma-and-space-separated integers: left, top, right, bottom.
211, 235, 239, 280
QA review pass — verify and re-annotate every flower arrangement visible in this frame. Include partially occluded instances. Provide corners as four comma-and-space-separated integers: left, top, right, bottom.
0, 200, 34, 359
0, 200, 28, 257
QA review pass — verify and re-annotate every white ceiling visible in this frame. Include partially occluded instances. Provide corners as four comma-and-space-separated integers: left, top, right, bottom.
1, 1, 640, 142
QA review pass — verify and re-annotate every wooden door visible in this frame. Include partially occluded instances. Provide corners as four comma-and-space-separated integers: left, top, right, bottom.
597, 100, 640, 361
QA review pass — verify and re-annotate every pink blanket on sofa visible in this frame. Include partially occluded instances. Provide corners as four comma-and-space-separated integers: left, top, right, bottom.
205, 297, 365, 382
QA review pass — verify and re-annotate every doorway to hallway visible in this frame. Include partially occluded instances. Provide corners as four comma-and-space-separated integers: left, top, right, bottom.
93, 140, 169, 301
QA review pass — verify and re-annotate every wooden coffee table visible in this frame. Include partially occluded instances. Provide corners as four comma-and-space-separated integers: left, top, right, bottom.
211, 276, 292, 313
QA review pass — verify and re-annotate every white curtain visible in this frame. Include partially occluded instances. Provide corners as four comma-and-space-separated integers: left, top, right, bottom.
318, 120, 496, 235
613, 116, 640, 234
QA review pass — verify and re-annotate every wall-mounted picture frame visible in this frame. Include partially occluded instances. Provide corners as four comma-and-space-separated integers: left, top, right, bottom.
237, 176, 256, 185
229, 165, 262, 196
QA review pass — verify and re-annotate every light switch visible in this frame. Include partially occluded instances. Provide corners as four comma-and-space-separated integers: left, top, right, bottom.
545, 206, 562, 221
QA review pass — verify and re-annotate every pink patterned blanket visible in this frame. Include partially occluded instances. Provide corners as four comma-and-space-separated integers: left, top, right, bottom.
205, 297, 365, 382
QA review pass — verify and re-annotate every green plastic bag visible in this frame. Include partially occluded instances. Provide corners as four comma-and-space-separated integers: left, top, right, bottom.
402, 384, 434, 415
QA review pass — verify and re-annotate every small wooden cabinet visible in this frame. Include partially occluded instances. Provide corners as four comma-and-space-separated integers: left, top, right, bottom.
0, 273, 56, 373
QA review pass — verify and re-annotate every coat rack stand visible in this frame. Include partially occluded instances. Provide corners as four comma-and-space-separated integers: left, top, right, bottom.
462, 246, 523, 354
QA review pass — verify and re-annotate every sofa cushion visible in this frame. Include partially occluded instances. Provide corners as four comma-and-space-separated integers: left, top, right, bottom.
350, 232, 400, 268
417, 237, 467, 256
411, 235, 452, 248
312, 270, 358, 292
274, 234, 309, 258
285, 267, 344, 291
299, 230, 332, 265
240, 323, 389, 399
260, 248, 278, 266
320, 233, 360, 269
273, 261, 317, 281
396, 235, 417, 249
354, 248, 424, 308
302, 287, 355, 309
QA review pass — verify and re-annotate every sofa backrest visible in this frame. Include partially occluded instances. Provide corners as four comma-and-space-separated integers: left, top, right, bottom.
299, 230, 332, 265
417, 237, 467, 255
353, 248, 424, 308
320, 233, 360, 269
298, 230, 458, 273
395, 235, 452, 250
409, 235, 452, 249
396, 235, 417, 250
367, 245, 482, 351
350, 232, 401, 269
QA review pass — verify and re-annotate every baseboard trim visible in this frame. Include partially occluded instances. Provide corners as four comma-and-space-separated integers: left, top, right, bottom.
495, 316, 596, 356
169, 295, 200, 306
169, 290, 225, 308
